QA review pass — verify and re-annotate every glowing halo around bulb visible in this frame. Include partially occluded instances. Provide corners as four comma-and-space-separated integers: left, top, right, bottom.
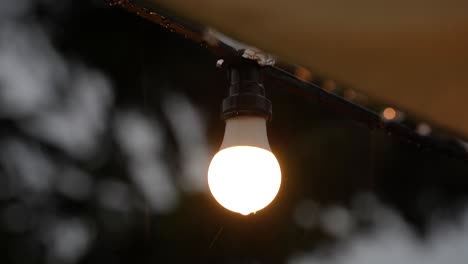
208, 146, 281, 215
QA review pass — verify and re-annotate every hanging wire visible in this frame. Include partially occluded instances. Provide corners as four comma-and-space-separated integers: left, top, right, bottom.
105, 0, 468, 163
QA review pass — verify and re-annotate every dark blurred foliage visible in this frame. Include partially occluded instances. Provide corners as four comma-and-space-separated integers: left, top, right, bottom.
1, 1, 468, 264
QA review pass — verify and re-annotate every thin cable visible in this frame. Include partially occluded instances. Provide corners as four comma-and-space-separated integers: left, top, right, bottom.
108, 0, 468, 163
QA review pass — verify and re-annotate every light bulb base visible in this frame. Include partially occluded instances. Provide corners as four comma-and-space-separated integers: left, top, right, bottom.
222, 59, 272, 120
222, 94, 272, 120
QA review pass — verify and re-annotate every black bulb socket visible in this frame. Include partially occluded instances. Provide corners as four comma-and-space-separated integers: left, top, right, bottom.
222, 59, 272, 120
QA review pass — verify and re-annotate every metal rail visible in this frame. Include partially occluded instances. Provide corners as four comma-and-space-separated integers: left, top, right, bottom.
106, 0, 468, 162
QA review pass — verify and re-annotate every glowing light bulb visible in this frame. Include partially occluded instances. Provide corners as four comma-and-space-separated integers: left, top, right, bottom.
208, 116, 281, 215
383, 107, 397, 120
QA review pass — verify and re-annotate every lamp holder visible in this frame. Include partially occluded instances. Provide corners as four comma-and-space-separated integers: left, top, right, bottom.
222, 57, 272, 120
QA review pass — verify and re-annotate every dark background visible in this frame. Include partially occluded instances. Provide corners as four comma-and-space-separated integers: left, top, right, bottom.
1, 1, 468, 263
